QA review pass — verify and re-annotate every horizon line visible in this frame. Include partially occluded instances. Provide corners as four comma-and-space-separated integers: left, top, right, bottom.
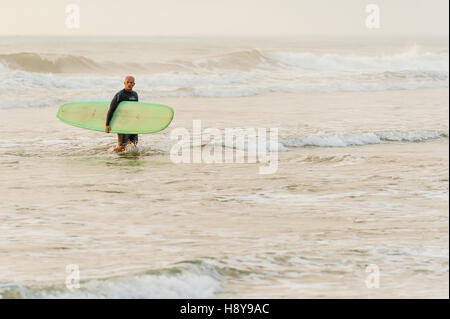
0, 34, 449, 38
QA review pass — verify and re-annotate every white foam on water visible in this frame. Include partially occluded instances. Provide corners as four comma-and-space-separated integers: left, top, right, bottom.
282, 133, 381, 147
281, 131, 449, 148
0, 265, 221, 299
377, 131, 449, 142
267, 47, 449, 73
0, 47, 448, 105
373, 246, 449, 261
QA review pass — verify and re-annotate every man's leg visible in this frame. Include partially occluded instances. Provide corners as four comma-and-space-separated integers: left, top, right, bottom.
122, 134, 131, 146
129, 134, 138, 145
114, 134, 126, 152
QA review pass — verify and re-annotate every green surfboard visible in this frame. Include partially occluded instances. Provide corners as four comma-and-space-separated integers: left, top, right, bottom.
56, 101, 174, 134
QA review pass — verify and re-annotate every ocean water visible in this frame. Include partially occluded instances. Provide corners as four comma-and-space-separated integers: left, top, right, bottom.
0, 36, 448, 298
0, 36, 448, 106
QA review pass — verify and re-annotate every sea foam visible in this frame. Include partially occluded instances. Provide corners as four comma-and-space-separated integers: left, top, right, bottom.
0, 264, 221, 299
281, 131, 449, 148
0, 48, 448, 104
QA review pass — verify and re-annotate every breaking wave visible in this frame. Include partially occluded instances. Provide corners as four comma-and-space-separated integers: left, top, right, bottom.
0, 53, 103, 73
0, 262, 222, 299
0, 47, 448, 103
0, 52, 184, 74
281, 131, 449, 148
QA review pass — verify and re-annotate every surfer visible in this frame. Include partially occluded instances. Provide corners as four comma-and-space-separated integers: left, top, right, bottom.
105, 76, 139, 152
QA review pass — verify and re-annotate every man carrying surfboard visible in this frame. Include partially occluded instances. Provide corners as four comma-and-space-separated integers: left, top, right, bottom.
57, 82, 174, 144
105, 76, 139, 152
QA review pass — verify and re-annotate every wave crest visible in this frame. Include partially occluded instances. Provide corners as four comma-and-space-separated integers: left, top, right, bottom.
281, 131, 449, 148
0, 53, 103, 73
0, 261, 222, 299
192, 49, 273, 70
0, 47, 448, 100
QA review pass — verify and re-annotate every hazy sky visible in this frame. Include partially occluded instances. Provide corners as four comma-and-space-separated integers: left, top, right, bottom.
0, 0, 448, 37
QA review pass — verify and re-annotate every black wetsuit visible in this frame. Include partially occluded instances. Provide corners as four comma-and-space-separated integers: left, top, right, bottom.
106, 89, 139, 146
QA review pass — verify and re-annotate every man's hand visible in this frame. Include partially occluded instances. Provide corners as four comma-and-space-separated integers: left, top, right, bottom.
105, 126, 111, 133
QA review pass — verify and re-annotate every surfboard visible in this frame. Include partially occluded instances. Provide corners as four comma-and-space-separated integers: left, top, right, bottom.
56, 101, 174, 134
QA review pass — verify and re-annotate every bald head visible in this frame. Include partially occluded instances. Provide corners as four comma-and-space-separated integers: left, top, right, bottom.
124, 76, 135, 92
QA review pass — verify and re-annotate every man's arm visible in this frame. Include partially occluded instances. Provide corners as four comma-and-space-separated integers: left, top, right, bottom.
105, 92, 121, 129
